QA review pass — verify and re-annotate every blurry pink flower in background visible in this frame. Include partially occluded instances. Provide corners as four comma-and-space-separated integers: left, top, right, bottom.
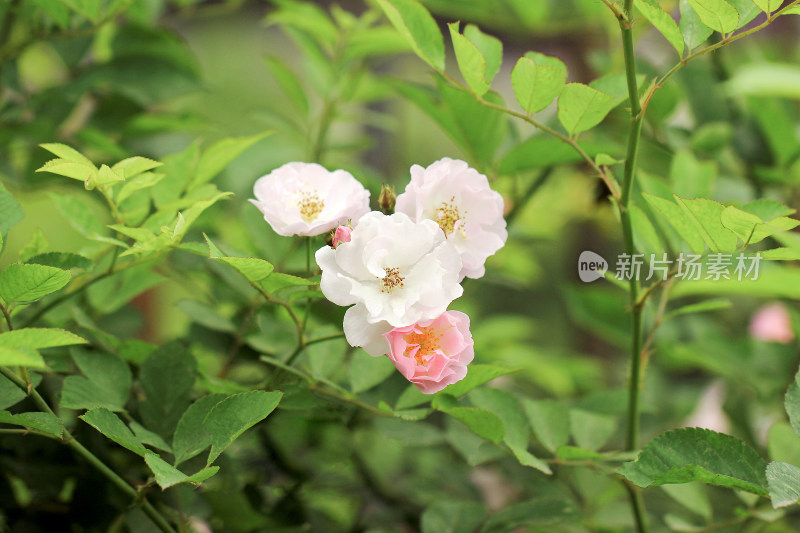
395, 158, 507, 281
749, 303, 795, 344
250, 162, 370, 237
383, 310, 474, 394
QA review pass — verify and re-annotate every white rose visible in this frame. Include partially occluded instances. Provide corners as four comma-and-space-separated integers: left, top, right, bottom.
395, 157, 507, 280
249, 162, 370, 237
315, 212, 463, 330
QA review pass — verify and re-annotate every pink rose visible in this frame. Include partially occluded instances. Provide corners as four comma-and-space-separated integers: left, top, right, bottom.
383, 311, 474, 394
332, 225, 353, 248
750, 303, 795, 344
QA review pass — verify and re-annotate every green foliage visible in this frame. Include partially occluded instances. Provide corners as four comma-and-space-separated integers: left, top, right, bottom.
619, 428, 769, 495
2, 0, 800, 531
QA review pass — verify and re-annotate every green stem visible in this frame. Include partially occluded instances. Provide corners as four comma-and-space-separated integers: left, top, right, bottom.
0, 301, 13, 331
618, 1, 648, 531
0, 366, 177, 533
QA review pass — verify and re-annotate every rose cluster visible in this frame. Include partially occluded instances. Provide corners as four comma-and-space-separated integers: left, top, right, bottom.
251, 158, 507, 393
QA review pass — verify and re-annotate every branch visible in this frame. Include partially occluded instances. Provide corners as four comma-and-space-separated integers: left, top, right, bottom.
0, 366, 177, 533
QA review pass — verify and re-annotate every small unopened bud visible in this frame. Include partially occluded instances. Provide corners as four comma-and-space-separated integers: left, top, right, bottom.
378, 184, 396, 214
332, 225, 353, 248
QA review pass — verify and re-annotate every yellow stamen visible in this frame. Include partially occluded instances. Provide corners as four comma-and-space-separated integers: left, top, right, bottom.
380, 267, 405, 293
403, 326, 444, 366
435, 196, 464, 235
297, 191, 324, 222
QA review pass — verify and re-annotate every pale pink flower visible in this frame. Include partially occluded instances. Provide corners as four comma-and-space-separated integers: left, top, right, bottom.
332, 225, 353, 248
750, 303, 795, 344
383, 311, 474, 394
316, 212, 463, 328
395, 158, 507, 280
250, 162, 370, 237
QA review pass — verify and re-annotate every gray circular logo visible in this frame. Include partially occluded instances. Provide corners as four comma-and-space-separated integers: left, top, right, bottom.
578, 251, 608, 282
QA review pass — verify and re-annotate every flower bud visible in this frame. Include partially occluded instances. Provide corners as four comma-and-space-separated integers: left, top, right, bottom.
332, 225, 353, 248
378, 184, 396, 214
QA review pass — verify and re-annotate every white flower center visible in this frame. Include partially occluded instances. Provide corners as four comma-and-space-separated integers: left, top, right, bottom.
379, 267, 405, 293
434, 197, 464, 236
297, 190, 325, 223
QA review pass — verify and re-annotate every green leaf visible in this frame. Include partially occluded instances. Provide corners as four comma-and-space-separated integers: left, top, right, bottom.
618, 427, 769, 495
96, 164, 124, 187
116, 172, 165, 205
39, 143, 95, 166
786, 366, 800, 436
172, 394, 226, 465
511, 57, 566, 114
636, 0, 685, 55
741, 199, 796, 221
0, 263, 70, 304
570, 409, 617, 451
449, 23, 490, 96
727, 0, 761, 27
480, 497, 579, 533
725, 64, 800, 100
0, 328, 87, 350
643, 193, 706, 253
439, 405, 504, 443
0, 182, 23, 243
499, 135, 612, 174
189, 133, 270, 191
471, 388, 550, 473
348, 351, 396, 393
26, 252, 93, 271
664, 298, 732, 320
463, 24, 502, 83
661, 483, 713, 521
673, 197, 742, 252
264, 56, 309, 115
670, 148, 717, 199
768, 422, 800, 467
557, 83, 619, 134
687, 0, 739, 34
523, 399, 569, 453
213, 257, 275, 283
440, 364, 516, 398
752, 0, 784, 13
18, 228, 48, 262
144, 452, 219, 490
36, 159, 97, 184
680, 0, 714, 50
177, 300, 236, 333
49, 193, 107, 238
130, 421, 173, 453
0, 372, 40, 410
0, 410, 63, 437
375, 0, 445, 71
204, 390, 282, 465
0, 347, 46, 368
767, 462, 800, 508
421, 501, 486, 533
80, 408, 147, 456
61, 349, 132, 412
139, 343, 197, 438
111, 156, 162, 179
259, 272, 313, 293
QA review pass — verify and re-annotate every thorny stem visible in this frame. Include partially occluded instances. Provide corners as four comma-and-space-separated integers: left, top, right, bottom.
617, 0, 648, 531
0, 366, 177, 533
0, 301, 12, 331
